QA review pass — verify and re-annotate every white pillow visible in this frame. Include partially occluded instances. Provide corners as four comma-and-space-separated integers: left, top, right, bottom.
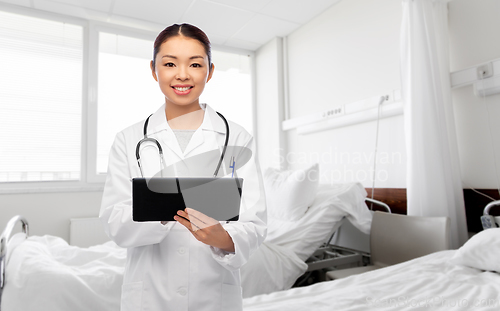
450, 228, 500, 272
263, 163, 319, 221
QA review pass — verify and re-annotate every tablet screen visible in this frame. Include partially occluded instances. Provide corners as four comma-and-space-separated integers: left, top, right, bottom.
132, 177, 243, 222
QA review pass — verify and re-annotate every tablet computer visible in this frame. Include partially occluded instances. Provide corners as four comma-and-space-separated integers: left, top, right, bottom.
132, 177, 243, 222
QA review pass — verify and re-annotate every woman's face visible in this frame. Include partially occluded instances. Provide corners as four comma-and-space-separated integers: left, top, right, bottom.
151, 36, 214, 110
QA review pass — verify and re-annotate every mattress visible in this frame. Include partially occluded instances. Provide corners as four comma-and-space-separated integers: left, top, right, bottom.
243, 250, 500, 311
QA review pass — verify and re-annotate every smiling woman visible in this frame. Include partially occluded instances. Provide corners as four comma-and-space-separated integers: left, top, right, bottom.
99, 23, 266, 311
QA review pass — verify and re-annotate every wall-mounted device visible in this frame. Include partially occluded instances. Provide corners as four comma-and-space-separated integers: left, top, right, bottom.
451, 58, 500, 97
282, 91, 401, 135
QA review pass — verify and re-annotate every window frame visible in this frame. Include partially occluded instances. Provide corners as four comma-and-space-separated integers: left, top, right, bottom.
85, 22, 159, 184
0, 3, 257, 193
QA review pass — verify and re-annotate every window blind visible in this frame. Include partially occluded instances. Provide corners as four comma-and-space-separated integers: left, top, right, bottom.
0, 11, 83, 182
96, 32, 163, 174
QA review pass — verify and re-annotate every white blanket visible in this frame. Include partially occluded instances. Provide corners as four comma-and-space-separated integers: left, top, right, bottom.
243, 250, 500, 310
2, 235, 126, 311
240, 241, 307, 298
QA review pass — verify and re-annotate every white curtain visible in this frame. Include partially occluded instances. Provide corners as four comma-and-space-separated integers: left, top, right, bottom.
400, 0, 468, 249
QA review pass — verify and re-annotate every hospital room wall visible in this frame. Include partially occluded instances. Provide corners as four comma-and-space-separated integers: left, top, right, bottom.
255, 38, 283, 172
0, 191, 103, 241
448, 0, 500, 189
279, 0, 405, 188
255, 0, 500, 190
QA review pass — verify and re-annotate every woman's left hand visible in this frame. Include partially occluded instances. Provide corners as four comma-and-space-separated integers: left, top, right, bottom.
174, 208, 235, 253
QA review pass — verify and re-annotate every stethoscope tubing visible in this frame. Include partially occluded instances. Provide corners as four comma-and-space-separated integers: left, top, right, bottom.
135, 111, 229, 178
213, 112, 229, 177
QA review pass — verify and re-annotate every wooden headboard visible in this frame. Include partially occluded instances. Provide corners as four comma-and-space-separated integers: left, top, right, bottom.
365, 188, 500, 233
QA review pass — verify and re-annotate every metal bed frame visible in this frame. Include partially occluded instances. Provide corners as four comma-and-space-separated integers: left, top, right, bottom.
307, 198, 391, 270
484, 200, 500, 215
481, 200, 500, 229
0, 215, 29, 306
294, 198, 391, 286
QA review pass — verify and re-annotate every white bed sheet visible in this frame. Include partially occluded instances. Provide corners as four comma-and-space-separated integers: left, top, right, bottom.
2, 235, 126, 311
243, 250, 500, 311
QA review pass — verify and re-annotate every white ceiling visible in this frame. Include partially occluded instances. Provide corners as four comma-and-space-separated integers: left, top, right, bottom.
0, 0, 341, 51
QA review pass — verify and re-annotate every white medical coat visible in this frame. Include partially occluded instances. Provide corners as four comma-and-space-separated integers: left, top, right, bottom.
99, 104, 267, 311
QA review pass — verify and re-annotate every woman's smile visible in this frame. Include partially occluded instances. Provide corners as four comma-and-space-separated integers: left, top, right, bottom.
172, 84, 194, 95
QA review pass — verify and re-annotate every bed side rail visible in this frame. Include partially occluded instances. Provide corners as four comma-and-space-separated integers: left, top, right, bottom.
1, 215, 29, 290
324, 198, 391, 251
365, 198, 391, 213
481, 200, 500, 230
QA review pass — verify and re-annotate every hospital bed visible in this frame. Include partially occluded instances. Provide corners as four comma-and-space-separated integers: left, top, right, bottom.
0, 181, 374, 310
243, 247, 500, 310
292, 198, 392, 287
243, 203, 500, 311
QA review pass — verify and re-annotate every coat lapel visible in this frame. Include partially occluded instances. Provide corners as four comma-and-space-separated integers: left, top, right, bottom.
145, 104, 184, 160
143, 103, 229, 174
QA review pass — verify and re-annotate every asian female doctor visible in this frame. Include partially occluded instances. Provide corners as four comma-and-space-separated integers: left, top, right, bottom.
99, 23, 267, 311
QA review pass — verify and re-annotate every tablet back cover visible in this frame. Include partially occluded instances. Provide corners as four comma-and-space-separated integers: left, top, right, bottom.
132, 177, 243, 222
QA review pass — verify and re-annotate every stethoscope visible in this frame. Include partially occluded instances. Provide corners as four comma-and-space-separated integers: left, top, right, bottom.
135, 112, 229, 178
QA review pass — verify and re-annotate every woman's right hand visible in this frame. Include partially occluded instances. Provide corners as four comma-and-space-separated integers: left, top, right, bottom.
174, 208, 235, 253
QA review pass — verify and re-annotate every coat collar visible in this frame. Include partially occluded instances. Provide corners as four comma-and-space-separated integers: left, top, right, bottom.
146, 103, 227, 136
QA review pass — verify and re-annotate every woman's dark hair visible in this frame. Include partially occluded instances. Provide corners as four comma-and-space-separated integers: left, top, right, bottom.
152, 23, 212, 69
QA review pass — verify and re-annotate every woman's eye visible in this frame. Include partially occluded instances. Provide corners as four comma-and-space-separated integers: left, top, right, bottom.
191, 63, 202, 68
164, 62, 175, 67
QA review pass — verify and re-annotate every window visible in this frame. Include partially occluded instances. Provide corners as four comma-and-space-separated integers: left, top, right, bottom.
200, 50, 253, 134
0, 10, 83, 182
96, 32, 162, 174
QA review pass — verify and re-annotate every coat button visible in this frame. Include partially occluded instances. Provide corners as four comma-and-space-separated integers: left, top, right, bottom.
178, 247, 186, 254
178, 287, 187, 296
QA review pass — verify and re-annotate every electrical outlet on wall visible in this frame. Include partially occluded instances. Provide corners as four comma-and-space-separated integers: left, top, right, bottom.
321, 106, 344, 118
477, 63, 493, 80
